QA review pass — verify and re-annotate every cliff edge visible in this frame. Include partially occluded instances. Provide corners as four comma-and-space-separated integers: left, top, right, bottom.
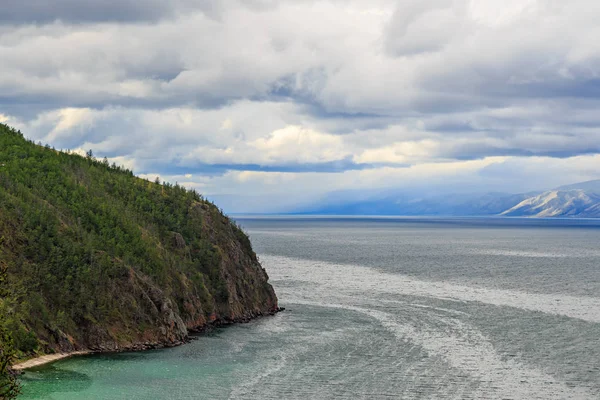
0, 123, 278, 360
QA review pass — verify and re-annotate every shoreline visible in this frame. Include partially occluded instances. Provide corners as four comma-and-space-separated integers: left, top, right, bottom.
13, 351, 92, 371
13, 307, 285, 372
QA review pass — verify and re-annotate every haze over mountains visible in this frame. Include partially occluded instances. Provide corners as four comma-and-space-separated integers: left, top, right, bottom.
299, 180, 600, 218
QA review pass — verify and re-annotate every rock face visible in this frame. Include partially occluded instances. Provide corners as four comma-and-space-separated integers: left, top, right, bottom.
41, 206, 281, 353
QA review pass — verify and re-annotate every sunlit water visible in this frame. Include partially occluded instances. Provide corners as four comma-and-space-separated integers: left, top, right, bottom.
20, 217, 600, 399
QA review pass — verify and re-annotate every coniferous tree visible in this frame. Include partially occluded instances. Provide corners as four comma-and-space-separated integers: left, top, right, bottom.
0, 264, 19, 400
0, 122, 275, 380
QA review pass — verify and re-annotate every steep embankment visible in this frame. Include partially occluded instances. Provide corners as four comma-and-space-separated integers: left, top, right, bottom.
0, 123, 278, 361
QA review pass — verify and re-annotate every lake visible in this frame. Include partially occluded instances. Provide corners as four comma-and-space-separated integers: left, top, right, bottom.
20, 217, 600, 399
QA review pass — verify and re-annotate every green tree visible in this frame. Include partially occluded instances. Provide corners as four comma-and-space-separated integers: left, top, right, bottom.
0, 122, 276, 374
0, 264, 19, 400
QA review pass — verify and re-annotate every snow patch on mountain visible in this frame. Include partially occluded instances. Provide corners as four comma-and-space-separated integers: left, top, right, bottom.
501, 189, 600, 217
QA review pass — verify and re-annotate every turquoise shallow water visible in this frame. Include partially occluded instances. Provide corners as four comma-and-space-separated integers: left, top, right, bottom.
19, 217, 600, 399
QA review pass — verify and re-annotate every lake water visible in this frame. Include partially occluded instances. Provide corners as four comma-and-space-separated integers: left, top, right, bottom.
20, 217, 600, 399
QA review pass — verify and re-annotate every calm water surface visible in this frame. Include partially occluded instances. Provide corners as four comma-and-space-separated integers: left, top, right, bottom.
20, 217, 600, 399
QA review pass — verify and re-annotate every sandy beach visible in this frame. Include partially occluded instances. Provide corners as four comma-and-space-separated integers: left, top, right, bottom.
13, 351, 92, 371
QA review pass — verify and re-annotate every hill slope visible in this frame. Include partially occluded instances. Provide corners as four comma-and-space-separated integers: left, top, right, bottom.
500, 189, 600, 217
0, 124, 278, 365
556, 179, 600, 193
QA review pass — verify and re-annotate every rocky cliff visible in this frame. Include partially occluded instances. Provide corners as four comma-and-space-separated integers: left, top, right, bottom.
0, 123, 279, 358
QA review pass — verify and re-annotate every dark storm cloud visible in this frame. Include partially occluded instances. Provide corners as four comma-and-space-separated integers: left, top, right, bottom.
0, 0, 217, 24
143, 158, 373, 176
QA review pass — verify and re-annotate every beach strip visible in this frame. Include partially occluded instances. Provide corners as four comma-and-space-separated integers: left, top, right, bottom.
12, 351, 92, 370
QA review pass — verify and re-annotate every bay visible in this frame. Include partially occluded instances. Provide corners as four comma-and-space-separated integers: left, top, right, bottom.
20, 217, 600, 399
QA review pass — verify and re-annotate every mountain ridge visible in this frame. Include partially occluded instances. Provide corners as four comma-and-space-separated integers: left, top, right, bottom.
501, 189, 600, 218
299, 179, 600, 218
556, 179, 600, 193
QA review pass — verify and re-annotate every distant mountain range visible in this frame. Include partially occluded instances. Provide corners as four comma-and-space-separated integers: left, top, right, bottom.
299, 179, 600, 218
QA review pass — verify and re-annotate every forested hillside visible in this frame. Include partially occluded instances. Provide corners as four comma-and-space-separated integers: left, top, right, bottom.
0, 123, 278, 393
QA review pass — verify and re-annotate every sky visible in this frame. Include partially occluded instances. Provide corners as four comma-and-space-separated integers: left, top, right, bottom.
2, 0, 600, 212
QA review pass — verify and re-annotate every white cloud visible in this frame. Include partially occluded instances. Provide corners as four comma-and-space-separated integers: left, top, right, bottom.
354, 139, 440, 164
45, 108, 99, 142
2, 1, 600, 211
251, 126, 347, 164
220, 118, 233, 130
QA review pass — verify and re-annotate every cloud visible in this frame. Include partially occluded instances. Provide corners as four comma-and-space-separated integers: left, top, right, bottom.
3, 0, 600, 118
0, 0, 219, 24
2, 0, 600, 211
251, 126, 347, 163
354, 139, 440, 164
44, 108, 100, 142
